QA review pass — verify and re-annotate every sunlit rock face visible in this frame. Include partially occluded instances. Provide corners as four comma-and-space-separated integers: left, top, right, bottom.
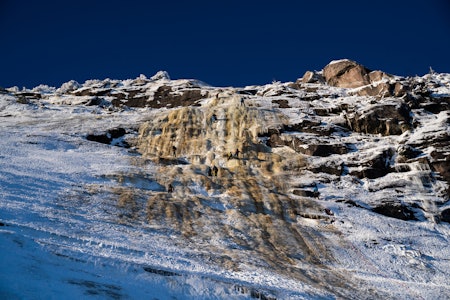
345, 100, 412, 135
319, 59, 411, 98
323, 59, 372, 88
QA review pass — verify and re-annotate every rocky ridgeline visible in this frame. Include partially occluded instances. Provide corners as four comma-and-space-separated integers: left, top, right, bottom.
4, 60, 450, 226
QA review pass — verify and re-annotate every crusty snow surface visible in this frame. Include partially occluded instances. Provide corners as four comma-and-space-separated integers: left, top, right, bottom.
1, 72, 450, 299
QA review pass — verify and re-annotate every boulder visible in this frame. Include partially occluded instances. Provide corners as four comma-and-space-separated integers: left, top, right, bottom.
272, 99, 290, 108
300, 71, 324, 84
322, 59, 410, 98
393, 82, 409, 97
323, 59, 371, 88
368, 70, 386, 82
58, 80, 81, 93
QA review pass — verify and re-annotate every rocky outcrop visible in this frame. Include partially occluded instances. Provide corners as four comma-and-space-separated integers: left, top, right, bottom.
300, 71, 325, 84
323, 59, 372, 88
86, 128, 130, 148
319, 59, 409, 98
8, 60, 449, 226
430, 148, 450, 197
298, 143, 348, 157
264, 130, 348, 157
349, 149, 395, 179
345, 101, 411, 135
151, 86, 205, 108
372, 202, 418, 221
51, 71, 211, 108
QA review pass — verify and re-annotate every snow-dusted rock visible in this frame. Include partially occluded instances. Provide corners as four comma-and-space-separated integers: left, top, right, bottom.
322, 59, 409, 98
323, 59, 371, 88
300, 70, 324, 84
346, 101, 411, 135
2, 60, 450, 299
150, 70, 170, 81
57, 80, 81, 93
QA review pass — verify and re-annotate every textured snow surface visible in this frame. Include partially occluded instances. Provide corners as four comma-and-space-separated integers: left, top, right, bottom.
1, 72, 450, 299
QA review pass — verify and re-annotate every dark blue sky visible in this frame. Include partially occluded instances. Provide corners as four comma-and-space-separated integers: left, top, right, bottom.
1, 0, 449, 88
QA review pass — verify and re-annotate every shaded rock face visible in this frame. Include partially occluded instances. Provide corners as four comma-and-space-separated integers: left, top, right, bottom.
298, 144, 348, 157
346, 102, 411, 135
349, 148, 395, 179
86, 128, 130, 148
441, 208, 450, 223
110, 86, 206, 108
372, 202, 418, 221
430, 151, 450, 197
397, 145, 422, 162
265, 131, 348, 157
307, 160, 344, 176
151, 86, 205, 108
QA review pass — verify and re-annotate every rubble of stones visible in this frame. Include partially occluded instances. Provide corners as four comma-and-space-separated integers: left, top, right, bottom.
4, 60, 449, 222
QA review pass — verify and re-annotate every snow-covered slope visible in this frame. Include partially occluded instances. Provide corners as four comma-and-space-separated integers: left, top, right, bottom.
1, 61, 450, 299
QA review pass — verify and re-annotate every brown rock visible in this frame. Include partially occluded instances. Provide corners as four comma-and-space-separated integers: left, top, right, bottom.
368, 71, 383, 82
354, 83, 392, 97
323, 59, 371, 88
347, 102, 411, 135
301, 71, 324, 84
393, 82, 408, 97
430, 150, 450, 197
322, 59, 411, 98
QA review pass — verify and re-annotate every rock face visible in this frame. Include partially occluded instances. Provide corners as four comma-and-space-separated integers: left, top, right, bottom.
53, 71, 212, 108
4, 60, 450, 298
316, 59, 405, 98
86, 128, 130, 148
323, 59, 372, 88
346, 101, 412, 135
7, 60, 450, 226
300, 71, 325, 84
372, 202, 418, 221
441, 208, 450, 223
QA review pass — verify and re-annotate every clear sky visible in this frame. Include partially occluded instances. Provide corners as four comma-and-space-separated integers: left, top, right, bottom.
1, 0, 449, 88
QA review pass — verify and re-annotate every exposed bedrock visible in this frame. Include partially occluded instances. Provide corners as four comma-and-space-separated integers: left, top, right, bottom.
345, 101, 412, 135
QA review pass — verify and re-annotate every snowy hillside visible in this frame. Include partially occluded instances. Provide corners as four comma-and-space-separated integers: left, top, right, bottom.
1, 60, 450, 299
